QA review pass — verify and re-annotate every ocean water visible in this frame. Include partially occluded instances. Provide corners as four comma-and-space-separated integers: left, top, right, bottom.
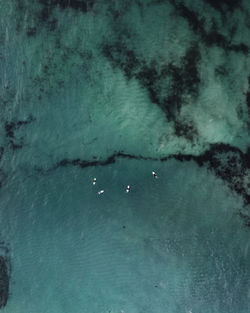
0, 0, 250, 312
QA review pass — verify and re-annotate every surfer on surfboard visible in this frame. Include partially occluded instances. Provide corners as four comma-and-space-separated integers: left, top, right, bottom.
152, 171, 158, 179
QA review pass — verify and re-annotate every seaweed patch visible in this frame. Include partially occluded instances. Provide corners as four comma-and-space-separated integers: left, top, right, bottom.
175, 3, 248, 54
38, 0, 95, 15
102, 43, 142, 80
0, 148, 4, 162
204, 0, 242, 13
214, 65, 228, 77
136, 44, 201, 121
102, 41, 201, 122
174, 120, 198, 141
246, 76, 250, 115
5, 115, 35, 138
4, 115, 35, 151
26, 27, 36, 37
170, 144, 250, 206
239, 212, 250, 228
0, 170, 7, 189
56, 151, 154, 170
0, 242, 10, 309
51, 143, 250, 210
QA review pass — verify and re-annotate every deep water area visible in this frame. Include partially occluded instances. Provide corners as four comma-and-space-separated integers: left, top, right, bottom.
0, 0, 250, 312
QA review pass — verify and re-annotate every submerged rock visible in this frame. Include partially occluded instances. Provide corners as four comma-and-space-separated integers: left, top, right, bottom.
0, 256, 9, 309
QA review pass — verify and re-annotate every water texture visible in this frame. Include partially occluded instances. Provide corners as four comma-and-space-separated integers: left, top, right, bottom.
0, 0, 249, 312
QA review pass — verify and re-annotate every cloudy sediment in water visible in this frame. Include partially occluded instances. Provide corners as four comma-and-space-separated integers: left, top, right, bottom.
0, 0, 250, 312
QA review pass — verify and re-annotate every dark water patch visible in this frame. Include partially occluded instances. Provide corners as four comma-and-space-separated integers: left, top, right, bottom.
174, 120, 198, 141
31, 44, 93, 92
205, 0, 242, 13
38, 0, 95, 15
0, 148, 4, 162
215, 65, 228, 76
0, 243, 10, 310
108, 1, 133, 21
4, 115, 35, 139
0, 86, 16, 107
39, 6, 50, 22
176, 3, 205, 34
9, 140, 24, 151
16, 116, 35, 127
230, 43, 249, 54
4, 116, 35, 152
116, 151, 153, 161
162, 64, 182, 119
48, 18, 57, 31
239, 212, 250, 227
40, 144, 250, 226
175, 3, 248, 54
4, 122, 15, 139
203, 24, 228, 49
102, 42, 141, 80
160, 44, 201, 120
135, 62, 172, 117
38, 8, 58, 31
102, 41, 171, 115
56, 152, 155, 170
0, 257, 8, 309
0, 170, 7, 189
55, 144, 249, 207
26, 27, 36, 37
180, 44, 201, 96
246, 76, 250, 115
204, 24, 248, 53
102, 41, 201, 122
206, 26, 248, 54
169, 144, 250, 206
55, 145, 249, 202
102, 42, 176, 118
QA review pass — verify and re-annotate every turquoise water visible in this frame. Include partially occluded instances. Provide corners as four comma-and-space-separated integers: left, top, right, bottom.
0, 0, 250, 312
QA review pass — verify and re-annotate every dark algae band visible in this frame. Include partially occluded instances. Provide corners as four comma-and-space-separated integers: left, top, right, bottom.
4, 115, 35, 151
102, 41, 202, 121
54, 143, 250, 214
169, 144, 250, 207
0, 243, 10, 310
38, 0, 95, 19
0, 257, 9, 309
172, 1, 249, 54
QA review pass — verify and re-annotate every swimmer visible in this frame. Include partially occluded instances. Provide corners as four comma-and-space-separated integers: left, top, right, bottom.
93, 178, 97, 185
126, 185, 130, 193
97, 190, 104, 195
152, 171, 158, 179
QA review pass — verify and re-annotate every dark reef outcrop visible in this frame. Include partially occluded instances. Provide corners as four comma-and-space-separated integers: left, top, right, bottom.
54, 144, 250, 215
53, 143, 250, 226
0, 257, 9, 309
102, 42, 201, 121
38, 0, 94, 21
170, 144, 250, 206
246, 76, 250, 117
4, 115, 35, 151
175, 3, 248, 54
101, 2, 248, 125
0, 243, 10, 310
204, 0, 242, 13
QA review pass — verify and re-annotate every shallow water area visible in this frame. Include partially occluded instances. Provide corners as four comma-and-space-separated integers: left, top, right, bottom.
0, 159, 250, 313
0, 0, 250, 312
